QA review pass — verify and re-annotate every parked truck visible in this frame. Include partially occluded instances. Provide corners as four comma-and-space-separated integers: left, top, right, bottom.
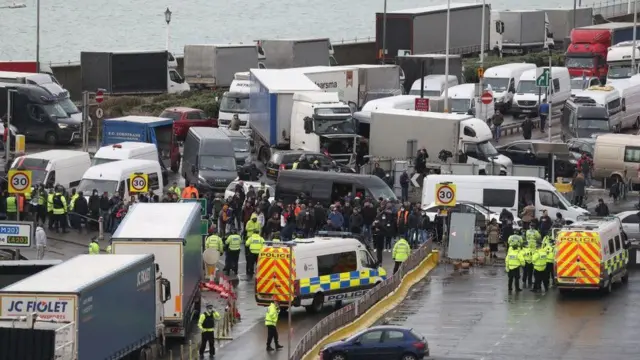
606, 41, 640, 81
249, 69, 360, 164
396, 54, 463, 95
376, 3, 490, 62
369, 108, 511, 174
0, 254, 170, 360
0, 259, 61, 289
81, 50, 189, 94
111, 202, 202, 340
219, 71, 252, 139
541, 8, 593, 43
184, 44, 262, 88
566, 23, 640, 80
489, 10, 555, 55
257, 38, 334, 69
101, 115, 180, 173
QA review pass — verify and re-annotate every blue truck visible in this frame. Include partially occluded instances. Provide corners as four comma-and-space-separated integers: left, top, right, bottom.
101, 115, 181, 173
0, 254, 170, 360
111, 202, 203, 340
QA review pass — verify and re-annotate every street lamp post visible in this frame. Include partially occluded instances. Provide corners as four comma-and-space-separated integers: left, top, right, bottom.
633, 0, 638, 75
36, 0, 40, 72
382, 0, 387, 64
165, 7, 172, 52
444, 0, 451, 112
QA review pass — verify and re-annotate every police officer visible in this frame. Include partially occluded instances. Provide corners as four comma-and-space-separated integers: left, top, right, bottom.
265, 299, 283, 351
521, 242, 534, 288
392, 237, 410, 273
168, 182, 181, 197
47, 188, 55, 230
6, 194, 17, 220
69, 188, 79, 228
292, 155, 310, 170
245, 232, 265, 277
505, 243, 524, 292
224, 228, 242, 275
105, 243, 112, 254
544, 239, 556, 287
88, 238, 100, 255
51, 186, 68, 233
245, 213, 261, 238
270, 231, 281, 242
532, 244, 549, 292
507, 232, 523, 250
205, 227, 224, 255
198, 303, 221, 359
525, 224, 541, 249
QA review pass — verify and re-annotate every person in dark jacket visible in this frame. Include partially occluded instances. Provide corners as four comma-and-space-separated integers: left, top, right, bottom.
415, 149, 428, 175
88, 189, 100, 231
313, 202, 327, 232
361, 201, 376, 240
378, 209, 394, 251
72, 192, 89, 232
372, 162, 386, 179
595, 199, 610, 216
264, 212, 281, 238
538, 210, 552, 238
372, 220, 385, 265
499, 208, 514, 246
407, 208, 420, 248
399, 171, 410, 202
521, 116, 534, 140
349, 207, 364, 234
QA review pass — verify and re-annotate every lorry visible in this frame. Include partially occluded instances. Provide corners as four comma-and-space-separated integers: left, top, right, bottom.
566, 23, 640, 80
396, 54, 463, 95
376, 3, 490, 62
219, 71, 252, 139
249, 69, 360, 164
0, 61, 58, 83
184, 44, 263, 88
489, 10, 555, 55
288, 66, 360, 107
101, 115, 179, 174
80, 50, 189, 95
540, 8, 593, 44
0, 259, 61, 289
257, 38, 334, 68
0, 254, 170, 360
606, 41, 640, 81
111, 202, 202, 340
368, 108, 512, 174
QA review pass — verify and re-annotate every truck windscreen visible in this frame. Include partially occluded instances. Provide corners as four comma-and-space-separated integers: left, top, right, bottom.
565, 57, 594, 69
220, 93, 249, 113
608, 64, 633, 79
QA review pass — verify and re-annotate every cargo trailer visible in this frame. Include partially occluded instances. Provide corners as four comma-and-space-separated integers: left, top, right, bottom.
258, 38, 333, 69
184, 44, 261, 88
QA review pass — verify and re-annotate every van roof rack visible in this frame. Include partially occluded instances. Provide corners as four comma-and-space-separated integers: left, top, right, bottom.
572, 96, 598, 105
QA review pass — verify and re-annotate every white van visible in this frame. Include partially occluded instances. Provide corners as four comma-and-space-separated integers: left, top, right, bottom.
482, 63, 536, 112
77, 159, 164, 199
422, 174, 589, 223
11, 150, 91, 189
93, 142, 160, 166
255, 237, 386, 312
512, 67, 571, 118
447, 83, 495, 119
572, 85, 624, 131
593, 133, 640, 186
610, 74, 640, 130
409, 75, 458, 97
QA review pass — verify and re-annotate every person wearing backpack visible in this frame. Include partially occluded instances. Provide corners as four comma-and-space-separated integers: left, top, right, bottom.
52, 186, 68, 233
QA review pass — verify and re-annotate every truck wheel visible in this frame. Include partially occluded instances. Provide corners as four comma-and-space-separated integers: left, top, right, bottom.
305, 293, 324, 313
45, 132, 58, 145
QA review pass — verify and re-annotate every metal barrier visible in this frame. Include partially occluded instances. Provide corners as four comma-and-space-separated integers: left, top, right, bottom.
289, 241, 433, 360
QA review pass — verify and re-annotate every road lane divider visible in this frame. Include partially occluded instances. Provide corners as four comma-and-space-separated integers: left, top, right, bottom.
293, 246, 440, 360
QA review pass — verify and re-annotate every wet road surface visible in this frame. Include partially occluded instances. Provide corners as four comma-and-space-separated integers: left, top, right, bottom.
382, 265, 640, 360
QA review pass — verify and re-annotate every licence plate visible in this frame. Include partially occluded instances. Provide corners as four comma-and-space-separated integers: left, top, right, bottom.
268, 169, 276, 175
522, 109, 531, 113
73, 133, 80, 139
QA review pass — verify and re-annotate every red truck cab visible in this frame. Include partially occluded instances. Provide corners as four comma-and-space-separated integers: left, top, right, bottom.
565, 28, 611, 81
159, 107, 218, 141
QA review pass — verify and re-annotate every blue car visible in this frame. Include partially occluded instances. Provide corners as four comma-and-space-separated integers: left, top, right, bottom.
320, 325, 429, 360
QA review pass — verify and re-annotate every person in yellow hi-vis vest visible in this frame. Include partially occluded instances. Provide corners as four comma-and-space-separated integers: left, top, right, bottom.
265, 299, 283, 351
51, 187, 68, 233
88, 238, 100, 255
245, 233, 264, 277
224, 228, 242, 275
205, 227, 224, 255
47, 190, 55, 230
6, 194, 17, 221
168, 182, 181, 197
392, 237, 410, 273
198, 303, 221, 358
105, 244, 112, 254
245, 213, 262, 237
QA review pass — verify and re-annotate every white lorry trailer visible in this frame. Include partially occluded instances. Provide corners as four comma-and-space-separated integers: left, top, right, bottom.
369, 109, 512, 174
184, 44, 262, 88
111, 202, 202, 340
250, 69, 361, 164
258, 38, 334, 68
0, 254, 170, 360
490, 10, 555, 55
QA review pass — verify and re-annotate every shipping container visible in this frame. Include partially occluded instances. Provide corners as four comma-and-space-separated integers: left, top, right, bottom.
0, 254, 158, 360
111, 202, 203, 339
376, 3, 490, 61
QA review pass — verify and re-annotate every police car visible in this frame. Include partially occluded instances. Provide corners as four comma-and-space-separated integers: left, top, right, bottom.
255, 237, 386, 313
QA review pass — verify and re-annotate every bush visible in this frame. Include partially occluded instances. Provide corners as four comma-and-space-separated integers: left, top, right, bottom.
98, 90, 224, 119
463, 52, 565, 83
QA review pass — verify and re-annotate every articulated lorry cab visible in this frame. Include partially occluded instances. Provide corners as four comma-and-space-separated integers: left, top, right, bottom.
111, 202, 203, 340
250, 69, 360, 164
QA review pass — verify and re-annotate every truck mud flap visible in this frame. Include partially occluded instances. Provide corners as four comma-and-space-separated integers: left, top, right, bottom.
0, 327, 56, 360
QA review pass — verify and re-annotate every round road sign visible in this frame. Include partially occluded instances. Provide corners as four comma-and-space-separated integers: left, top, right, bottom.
129, 174, 148, 193
8, 170, 32, 194
95, 90, 104, 104
435, 183, 456, 206
95, 108, 104, 119
481, 91, 493, 105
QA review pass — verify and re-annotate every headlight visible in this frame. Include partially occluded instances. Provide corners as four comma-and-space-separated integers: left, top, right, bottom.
496, 97, 504, 103
58, 123, 68, 129
198, 174, 207, 182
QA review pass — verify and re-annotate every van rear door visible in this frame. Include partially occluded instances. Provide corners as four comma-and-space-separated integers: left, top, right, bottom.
555, 230, 602, 287
255, 246, 296, 306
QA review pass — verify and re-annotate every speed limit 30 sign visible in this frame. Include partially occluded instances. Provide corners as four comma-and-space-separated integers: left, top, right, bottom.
8, 170, 32, 194
129, 173, 149, 193
435, 183, 456, 206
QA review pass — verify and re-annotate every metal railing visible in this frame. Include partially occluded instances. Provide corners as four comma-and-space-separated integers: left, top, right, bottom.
289, 241, 434, 360
590, 0, 632, 18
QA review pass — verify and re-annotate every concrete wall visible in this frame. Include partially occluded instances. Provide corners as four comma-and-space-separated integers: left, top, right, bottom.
52, 41, 378, 100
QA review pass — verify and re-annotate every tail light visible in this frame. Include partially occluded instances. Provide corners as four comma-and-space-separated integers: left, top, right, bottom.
279, 164, 286, 170
413, 341, 426, 350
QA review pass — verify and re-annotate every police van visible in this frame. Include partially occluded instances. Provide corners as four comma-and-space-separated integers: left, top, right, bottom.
555, 216, 629, 294
255, 237, 386, 313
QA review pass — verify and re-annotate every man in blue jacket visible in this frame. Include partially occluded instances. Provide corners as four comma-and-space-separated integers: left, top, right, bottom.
539, 102, 550, 134
327, 206, 344, 231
